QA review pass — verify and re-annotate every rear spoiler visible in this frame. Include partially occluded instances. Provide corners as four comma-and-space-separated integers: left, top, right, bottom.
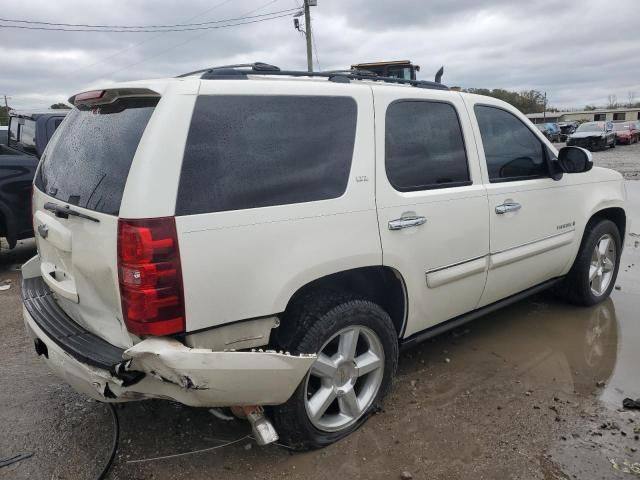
68, 88, 160, 107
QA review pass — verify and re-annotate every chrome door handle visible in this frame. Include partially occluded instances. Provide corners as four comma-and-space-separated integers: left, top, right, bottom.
495, 202, 522, 214
388, 215, 427, 230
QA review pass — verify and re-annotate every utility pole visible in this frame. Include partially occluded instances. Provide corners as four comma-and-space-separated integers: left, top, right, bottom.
304, 0, 313, 72
543, 91, 547, 122
3, 95, 9, 127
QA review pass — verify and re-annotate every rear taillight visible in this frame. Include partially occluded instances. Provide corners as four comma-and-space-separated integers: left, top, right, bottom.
117, 217, 185, 337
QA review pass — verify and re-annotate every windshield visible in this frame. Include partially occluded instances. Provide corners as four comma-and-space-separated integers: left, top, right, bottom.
35, 97, 158, 215
386, 66, 412, 79
576, 122, 603, 133
612, 123, 631, 131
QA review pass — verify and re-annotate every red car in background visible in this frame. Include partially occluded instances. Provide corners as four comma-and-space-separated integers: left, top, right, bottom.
613, 122, 639, 144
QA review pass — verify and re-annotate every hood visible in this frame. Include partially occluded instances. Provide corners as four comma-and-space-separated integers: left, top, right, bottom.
615, 130, 631, 136
570, 131, 605, 139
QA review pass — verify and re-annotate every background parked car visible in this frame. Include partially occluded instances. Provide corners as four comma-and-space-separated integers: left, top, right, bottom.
535, 123, 551, 140
558, 121, 578, 141
566, 121, 616, 150
0, 111, 67, 248
612, 122, 639, 144
545, 122, 561, 142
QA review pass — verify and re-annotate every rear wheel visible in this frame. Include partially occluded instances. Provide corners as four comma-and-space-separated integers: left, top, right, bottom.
609, 137, 615, 148
557, 219, 621, 306
271, 293, 398, 450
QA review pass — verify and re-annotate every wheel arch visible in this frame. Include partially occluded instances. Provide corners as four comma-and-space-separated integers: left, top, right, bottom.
587, 207, 626, 243
567, 205, 627, 273
281, 266, 408, 338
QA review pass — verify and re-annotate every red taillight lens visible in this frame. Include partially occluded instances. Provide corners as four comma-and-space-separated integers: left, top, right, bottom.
117, 217, 185, 337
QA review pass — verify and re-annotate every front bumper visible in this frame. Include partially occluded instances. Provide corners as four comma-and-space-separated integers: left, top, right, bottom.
567, 136, 606, 150
22, 276, 315, 407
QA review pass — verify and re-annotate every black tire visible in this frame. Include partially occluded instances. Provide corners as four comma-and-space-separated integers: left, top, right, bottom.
557, 219, 621, 306
610, 138, 615, 148
271, 292, 398, 450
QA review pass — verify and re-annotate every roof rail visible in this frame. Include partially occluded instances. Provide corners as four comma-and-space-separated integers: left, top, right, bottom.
176, 62, 280, 78
175, 62, 449, 90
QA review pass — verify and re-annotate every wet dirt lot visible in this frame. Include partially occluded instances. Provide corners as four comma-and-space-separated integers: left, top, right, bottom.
2, 159, 640, 479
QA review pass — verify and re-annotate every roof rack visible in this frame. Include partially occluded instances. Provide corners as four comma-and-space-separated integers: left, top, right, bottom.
175, 62, 449, 91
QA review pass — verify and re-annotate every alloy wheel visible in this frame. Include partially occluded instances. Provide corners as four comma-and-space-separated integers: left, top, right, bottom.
589, 233, 616, 296
304, 325, 385, 432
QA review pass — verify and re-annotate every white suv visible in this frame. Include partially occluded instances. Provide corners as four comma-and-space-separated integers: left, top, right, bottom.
22, 63, 627, 450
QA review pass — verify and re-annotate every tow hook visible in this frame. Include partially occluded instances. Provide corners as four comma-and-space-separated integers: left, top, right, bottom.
231, 406, 279, 446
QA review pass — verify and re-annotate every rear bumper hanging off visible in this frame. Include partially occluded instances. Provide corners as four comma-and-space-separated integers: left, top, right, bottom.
22, 275, 315, 407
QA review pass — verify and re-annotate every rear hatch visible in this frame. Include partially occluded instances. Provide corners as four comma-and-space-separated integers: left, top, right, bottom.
32, 91, 160, 349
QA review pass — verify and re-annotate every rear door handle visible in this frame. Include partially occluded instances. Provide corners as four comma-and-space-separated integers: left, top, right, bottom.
495, 202, 522, 214
388, 215, 427, 230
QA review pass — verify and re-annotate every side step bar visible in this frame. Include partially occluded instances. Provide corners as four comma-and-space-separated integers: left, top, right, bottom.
400, 277, 562, 351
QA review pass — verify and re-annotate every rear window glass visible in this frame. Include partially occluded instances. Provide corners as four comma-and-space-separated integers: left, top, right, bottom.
20, 119, 37, 150
9, 118, 19, 142
176, 95, 357, 215
35, 98, 157, 215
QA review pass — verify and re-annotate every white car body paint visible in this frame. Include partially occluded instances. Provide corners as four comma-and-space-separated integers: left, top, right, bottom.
23, 76, 627, 409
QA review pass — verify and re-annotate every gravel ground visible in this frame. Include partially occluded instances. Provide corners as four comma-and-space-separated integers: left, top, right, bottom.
1, 148, 640, 479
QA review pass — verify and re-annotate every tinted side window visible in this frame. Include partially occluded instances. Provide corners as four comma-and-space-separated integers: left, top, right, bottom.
177, 95, 357, 215
385, 101, 470, 191
474, 105, 547, 182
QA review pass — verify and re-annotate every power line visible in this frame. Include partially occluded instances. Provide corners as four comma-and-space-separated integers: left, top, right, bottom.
101, 0, 284, 78
66, 0, 237, 75
0, 8, 298, 33
0, 8, 294, 29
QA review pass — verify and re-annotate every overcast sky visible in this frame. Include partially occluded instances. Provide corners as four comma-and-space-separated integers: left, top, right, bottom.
2, 0, 639, 110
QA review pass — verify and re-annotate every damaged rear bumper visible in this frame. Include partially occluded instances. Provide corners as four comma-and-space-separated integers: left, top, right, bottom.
22, 277, 315, 407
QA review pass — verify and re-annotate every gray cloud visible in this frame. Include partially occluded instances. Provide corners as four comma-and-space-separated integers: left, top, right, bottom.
1, 0, 639, 109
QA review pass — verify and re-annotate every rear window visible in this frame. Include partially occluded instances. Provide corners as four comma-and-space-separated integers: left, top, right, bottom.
35, 98, 157, 215
8, 118, 19, 143
20, 119, 37, 151
176, 95, 357, 215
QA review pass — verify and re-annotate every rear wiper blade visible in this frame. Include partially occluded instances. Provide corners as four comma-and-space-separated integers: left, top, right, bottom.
43, 201, 100, 223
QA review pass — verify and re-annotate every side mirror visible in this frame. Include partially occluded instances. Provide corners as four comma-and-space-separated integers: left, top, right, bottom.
557, 146, 593, 173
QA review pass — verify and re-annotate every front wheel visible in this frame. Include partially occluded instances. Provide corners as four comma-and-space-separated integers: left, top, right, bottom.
558, 219, 621, 306
271, 294, 398, 450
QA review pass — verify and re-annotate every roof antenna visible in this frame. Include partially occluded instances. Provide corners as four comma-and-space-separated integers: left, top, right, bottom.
434, 66, 444, 84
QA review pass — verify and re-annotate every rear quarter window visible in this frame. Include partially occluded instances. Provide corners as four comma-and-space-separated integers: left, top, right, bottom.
176, 95, 357, 215
35, 98, 158, 215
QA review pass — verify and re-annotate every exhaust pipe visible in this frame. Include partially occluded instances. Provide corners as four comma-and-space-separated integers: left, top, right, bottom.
231, 405, 279, 446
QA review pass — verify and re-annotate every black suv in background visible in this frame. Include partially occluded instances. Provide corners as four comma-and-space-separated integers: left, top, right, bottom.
0, 111, 67, 248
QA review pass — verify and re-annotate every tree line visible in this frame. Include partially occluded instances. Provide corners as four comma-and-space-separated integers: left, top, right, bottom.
462, 88, 547, 114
